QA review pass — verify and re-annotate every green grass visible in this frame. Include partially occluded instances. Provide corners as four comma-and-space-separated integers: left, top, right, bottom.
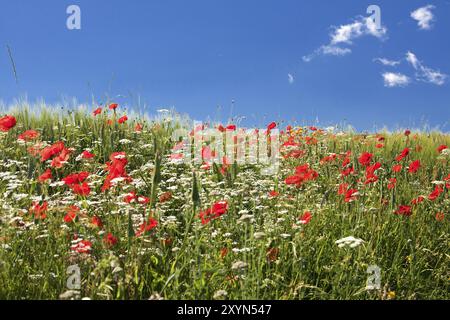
0, 103, 448, 300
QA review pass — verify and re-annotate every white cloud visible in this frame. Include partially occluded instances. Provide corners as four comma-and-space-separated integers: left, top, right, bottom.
411, 5, 435, 30
302, 55, 314, 63
406, 51, 420, 69
374, 57, 401, 66
330, 20, 364, 45
420, 67, 447, 85
382, 72, 411, 87
302, 45, 351, 62
288, 73, 294, 84
330, 17, 387, 45
320, 45, 352, 56
406, 51, 447, 85
304, 15, 387, 62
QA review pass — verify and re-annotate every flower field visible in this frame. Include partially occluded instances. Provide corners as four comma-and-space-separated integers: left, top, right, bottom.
0, 103, 449, 300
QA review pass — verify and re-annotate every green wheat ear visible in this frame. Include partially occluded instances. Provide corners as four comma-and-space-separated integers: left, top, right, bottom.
148, 151, 162, 213
192, 170, 201, 210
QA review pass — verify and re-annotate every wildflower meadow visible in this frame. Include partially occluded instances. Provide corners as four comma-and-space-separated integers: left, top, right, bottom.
0, 102, 448, 300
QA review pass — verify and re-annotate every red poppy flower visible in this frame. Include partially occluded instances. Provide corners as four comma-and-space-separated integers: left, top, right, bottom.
226, 124, 236, 131
38, 169, 53, 183
50, 147, 71, 168
408, 160, 421, 173
435, 212, 445, 222
102, 152, 131, 191
444, 173, 450, 189
285, 175, 301, 185
29, 201, 48, 220
404, 130, 411, 136
71, 239, 92, 254
395, 205, 412, 216
267, 247, 279, 262
285, 164, 318, 187
395, 148, 410, 161
212, 201, 228, 215
387, 178, 397, 189
341, 166, 354, 177
344, 189, 359, 202
136, 217, 158, 236
103, 233, 118, 247
62, 172, 91, 196
201, 162, 211, 170
365, 162, 381, 184
283, 149, 305, 159
428, 186, 443, 201
161, 238, 173, 246
320, 154, 337, 164
138, 196, 150, 205
304, 136, 317, 145
91, 215, 103, 228
268, 190, 279, 197
62, 172, 90, 186
411, 196, 425, 205
81, 150, 95, 159
118, 115, 128, 124
18, 130, 39, 141
199, 201, 228, 224
0, 115, 17, 132
40, 141, 65, 162
392, 164, 402, 173
341, 151, 352, 167
358, 152, 373, 167
159, 191, 172, 203
64, 206, 80, 223
282, 136, 298, 147
28, 143, 43, 157
71, 182, 91, 196
267, 121, 277, 131
220, 247, 228, 259
135, 123, 143, 132
124, 192, 137, 203
109, 103, 118, 110
93, 107, 102, 116
338, 183, 349, 195
437, 145, 448, 153
299, 211, 312, 224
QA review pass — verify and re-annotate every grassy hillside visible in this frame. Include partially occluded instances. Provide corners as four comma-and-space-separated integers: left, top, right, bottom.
0, 103, 449, 299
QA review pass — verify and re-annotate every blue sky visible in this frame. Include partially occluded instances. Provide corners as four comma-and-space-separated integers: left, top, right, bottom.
1, 0, 449, 131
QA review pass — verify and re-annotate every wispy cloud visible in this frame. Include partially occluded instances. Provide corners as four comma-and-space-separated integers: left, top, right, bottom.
320, 45, 352, 56
382, 72, 411, 87
410, 5, 435, 30
373, 57, 401, 66
303, 16, 387, 62
288, 73, 294, 84
405, 51, 421, 69
376, 52, 447, 87
302, 45, 352, 62
406, 51, 447, 85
